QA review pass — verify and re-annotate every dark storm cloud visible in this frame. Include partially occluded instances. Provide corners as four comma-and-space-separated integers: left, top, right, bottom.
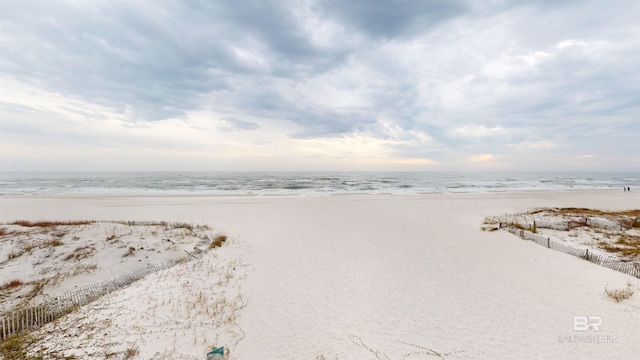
316, 0, 469, 39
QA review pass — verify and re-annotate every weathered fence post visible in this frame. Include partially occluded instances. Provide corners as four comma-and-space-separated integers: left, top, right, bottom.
585, 249, 589, 261
547, 238, 550, 248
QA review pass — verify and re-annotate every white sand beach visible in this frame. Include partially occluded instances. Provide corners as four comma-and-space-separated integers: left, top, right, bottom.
1, 190, 639, 359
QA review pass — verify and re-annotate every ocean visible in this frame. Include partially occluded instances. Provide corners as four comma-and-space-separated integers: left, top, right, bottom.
0, 172, 638, 196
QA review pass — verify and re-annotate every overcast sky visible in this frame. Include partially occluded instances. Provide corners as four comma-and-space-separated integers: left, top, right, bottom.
1, 0, 638, 171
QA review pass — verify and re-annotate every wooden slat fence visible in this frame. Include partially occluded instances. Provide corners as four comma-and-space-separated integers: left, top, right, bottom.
499, 223, 640, 279
1, 260, 176, 341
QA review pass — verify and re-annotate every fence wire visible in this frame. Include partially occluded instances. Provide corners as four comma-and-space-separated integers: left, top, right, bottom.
1, 260, 176, 341
500, 224, 640, 279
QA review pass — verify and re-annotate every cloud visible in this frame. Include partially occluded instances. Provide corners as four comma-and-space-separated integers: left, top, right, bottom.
218, 118, 260, 132
1, 0, 638, 171
0, 0, 348, 121
467, 154, 495, 163
451, 125, 509, 138
508, 140, 556, 151
316, 0, 469, 39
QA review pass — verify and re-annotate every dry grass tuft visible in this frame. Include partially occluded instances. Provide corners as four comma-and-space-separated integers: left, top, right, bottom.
123, 246, 136, 257
44, 239, 64, 247
605, 282, 634, 302
480, 218, 500, 231
599, 235, 640, 257
555, 208, 640, 217
64, 246, 96, 261
71, 263, 98, 276
7, 249, 24, 261
0, 333, 34, 360
481, 226, 499, 232
22, 243, 37, 253
1, 279, 24, 290
123, 347, 140, 359
502, 222, 530, 231
172, 222, 194, 231
11, 220, 93, 228
209, 235, 227, 249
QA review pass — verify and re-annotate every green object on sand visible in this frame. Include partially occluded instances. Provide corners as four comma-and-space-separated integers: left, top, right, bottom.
206, 346, 224, 359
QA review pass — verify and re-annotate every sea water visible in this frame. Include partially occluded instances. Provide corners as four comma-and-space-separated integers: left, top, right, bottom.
0, 172, 638, 196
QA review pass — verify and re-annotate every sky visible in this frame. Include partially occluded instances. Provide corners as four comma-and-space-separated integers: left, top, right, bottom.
1, 0, 639, 172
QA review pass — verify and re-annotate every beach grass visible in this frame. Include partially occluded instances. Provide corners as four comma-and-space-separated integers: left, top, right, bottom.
209, 235, 227, 249
122, 246, 136, 257
605, 282, 634, 302
123, 347, 140, 359
0, 333, 34, 360
599, 235, 640, 256
1, 279, 24, 290
11, 220, 94, 228
552, 208, 640, 218
1, 219, 233, 354
489, 207, 640, 259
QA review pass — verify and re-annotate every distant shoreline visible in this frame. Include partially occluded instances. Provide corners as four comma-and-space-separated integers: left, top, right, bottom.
1, 171, 637, 197
0, 188, 633, 200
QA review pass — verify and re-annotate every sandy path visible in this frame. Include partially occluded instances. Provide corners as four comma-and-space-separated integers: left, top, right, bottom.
1, 191, 638, 359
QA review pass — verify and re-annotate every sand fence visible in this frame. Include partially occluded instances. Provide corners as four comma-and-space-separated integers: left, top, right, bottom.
499, 223, 640, 278
1, 260, 176, 341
